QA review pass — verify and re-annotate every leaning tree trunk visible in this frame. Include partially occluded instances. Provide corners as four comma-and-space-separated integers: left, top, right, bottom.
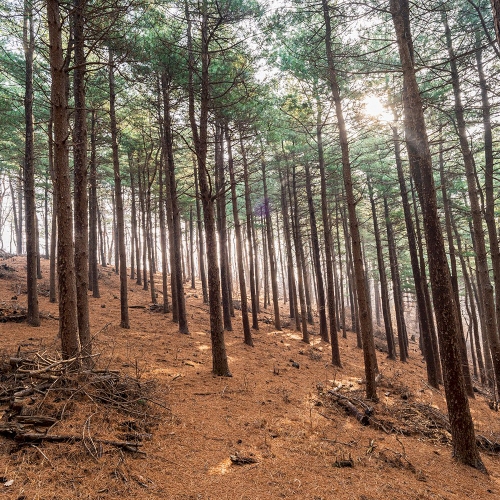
444, 11, 499, 399
475, 37, 500, 351
390, 0, 483, 470
47, 0, 80, 359
322, 0, 378, 400
109, 50, 129, 329
392, 120, 440, 387
23, 0, 39, 326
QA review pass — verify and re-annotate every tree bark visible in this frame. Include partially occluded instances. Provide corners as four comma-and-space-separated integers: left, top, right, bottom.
368, 181, 396, 360
443, 11, 498, 398
88, 109, 99, 298
239, 136, 259, 329
109, 50, 129, 329
226, 125, 252, 346
23, 0, 39, 326
72, 0, 91, 355
260, 142, 281, 330
47, 0, 80, 358
186, 0, 229, 375
390, 0, 483, 469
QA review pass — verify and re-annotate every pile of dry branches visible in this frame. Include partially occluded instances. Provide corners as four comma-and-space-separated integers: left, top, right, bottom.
318, 387, 500, 454
0, 349, 167, 457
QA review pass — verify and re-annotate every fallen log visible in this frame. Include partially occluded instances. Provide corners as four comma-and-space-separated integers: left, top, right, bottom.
14, 432, 144, 452
328, 391, 370, 425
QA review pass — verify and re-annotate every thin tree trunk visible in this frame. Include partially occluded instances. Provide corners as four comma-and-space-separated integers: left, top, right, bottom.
261, 142, 281, 330
384, 197, 408, 362
23, 0, 39, 326
162, 72, 187, 332
322, 0, 377, 399
368, 181, 396, 360
194, 167, 208, 304
226, 125, 252, 346
240, 136, 259, 329
88, 109, 99, 298
215, 122, 232, 331
290, 165, 309, 343
109, 50, 129, 329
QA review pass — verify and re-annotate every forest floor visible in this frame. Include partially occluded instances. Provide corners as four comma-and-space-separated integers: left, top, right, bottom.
1, 256, 500, 499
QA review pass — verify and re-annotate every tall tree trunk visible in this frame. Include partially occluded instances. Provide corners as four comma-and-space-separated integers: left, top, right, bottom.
47, 0, 80, 358
322, 0, 377, 399
186, 0, 229, 375
240, 136, 259, 329
316, 100, 340, 364
109, 50, 129, 329
215, 122, 233, 331
475, 37, 500, 349
73, 0, 90, 355
194, 167, 208, 304
444, 11, 498, 398
438, 132, 473, 395
226, 125, 252, 346
48, 112, 57, 304
290, 165, 309, 343
158, 147, 170, 314
162, 72, 188, 333
190, 206, 196, 290
384, 197, 408, 362
368, 181, 396, 360
279, 167, 300, 331
88, 109, 99, 298
390, 0, 483, 469
260, 142, 281, 330
23, 0, 39, 326
130, 168, 142, 286
304, 160, 328, 342
392, 120, 439, 387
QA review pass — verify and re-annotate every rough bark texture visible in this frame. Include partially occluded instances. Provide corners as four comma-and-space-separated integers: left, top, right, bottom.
23, 0, 39, 327
444, 12, 498, 398
186, 0, 229, 376
73, 0, 91, 356
47, 0, 80, 358
390, 0, 483, 470
88, 110, 100, 298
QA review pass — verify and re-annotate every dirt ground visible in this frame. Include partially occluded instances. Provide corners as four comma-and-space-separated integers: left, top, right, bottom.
1, 256, 500, 499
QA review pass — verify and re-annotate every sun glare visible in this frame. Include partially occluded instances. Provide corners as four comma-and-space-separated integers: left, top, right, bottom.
362, 95, 392, 123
